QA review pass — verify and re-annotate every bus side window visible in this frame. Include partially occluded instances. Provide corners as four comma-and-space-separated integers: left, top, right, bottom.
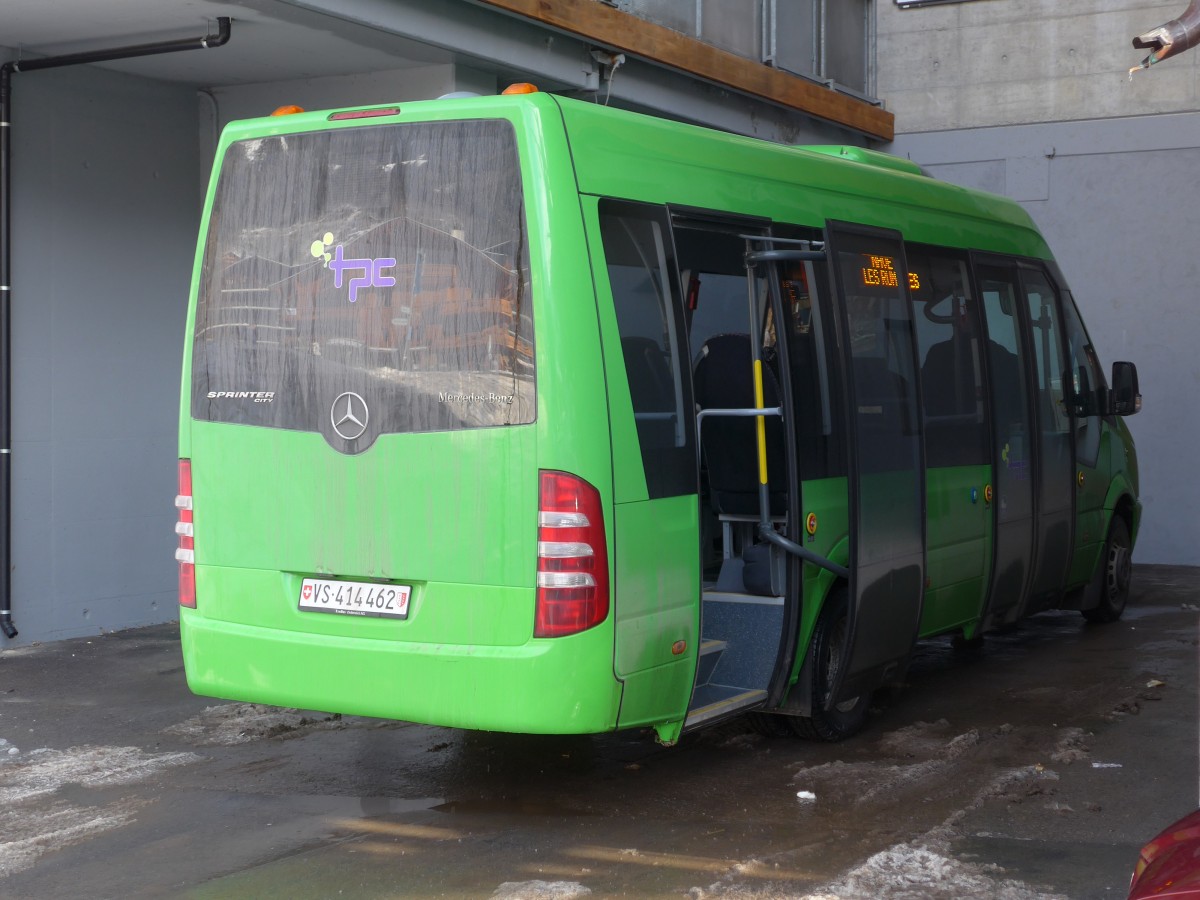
1061, 290, 1103, 468
598, 200, 695, 499
833, 240, 921, 476
1020, 269, 1072, 475
906, 246, 989, 468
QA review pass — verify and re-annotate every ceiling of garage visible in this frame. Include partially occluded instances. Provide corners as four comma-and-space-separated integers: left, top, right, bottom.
2, 0, 452, 86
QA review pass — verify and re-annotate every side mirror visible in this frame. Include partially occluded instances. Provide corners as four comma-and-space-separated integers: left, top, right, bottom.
1110, 361, 1141, 416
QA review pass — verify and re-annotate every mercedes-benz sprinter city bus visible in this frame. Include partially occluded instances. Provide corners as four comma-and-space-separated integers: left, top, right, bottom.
176, 90, 1141, 744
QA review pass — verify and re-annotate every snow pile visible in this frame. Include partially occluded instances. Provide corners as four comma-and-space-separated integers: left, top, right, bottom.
799, 842, 1067, 900
163, 702, 347, 745
492, 880, 592, 899
0, 744, 199, 877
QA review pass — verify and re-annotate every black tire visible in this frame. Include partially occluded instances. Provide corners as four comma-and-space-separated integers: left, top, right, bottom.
1082, 517, 1132, 624
790, 586, 870, 741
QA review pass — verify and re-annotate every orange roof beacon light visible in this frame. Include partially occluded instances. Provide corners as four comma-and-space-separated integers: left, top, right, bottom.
270, 104, 306, 117
501, 83, 539, 95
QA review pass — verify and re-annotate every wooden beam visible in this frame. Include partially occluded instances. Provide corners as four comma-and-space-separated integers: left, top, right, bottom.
470, 0, 894, 141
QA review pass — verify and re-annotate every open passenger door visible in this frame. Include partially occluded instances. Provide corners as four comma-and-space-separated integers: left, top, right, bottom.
823, 223, 926, 706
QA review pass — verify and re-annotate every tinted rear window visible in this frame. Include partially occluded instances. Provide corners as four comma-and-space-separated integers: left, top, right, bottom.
191, 119, 535, 452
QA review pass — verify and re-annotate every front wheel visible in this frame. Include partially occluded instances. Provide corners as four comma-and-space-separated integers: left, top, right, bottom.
790, 585, 870, 741
1082, 517, 1132, 624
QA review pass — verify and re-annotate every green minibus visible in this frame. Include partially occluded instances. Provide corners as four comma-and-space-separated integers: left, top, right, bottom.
176, 89, 1141, 744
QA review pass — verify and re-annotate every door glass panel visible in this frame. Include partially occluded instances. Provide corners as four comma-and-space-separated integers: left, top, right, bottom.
774, 230, 846, 480
1062, 291, 1103, 468
978, 270, 1034, 523
907, 248, 988, 467
1023, 270, 1071, 444
599, 201, 694, 498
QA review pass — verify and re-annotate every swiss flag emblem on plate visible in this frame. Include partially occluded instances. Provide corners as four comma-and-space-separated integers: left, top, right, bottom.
302, 584, 313, 600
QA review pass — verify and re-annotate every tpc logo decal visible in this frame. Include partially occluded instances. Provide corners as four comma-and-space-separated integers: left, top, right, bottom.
310, 233, 396, 303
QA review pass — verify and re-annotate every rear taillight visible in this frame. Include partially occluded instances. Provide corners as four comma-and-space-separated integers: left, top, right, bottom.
535, 470, 609, 638
176, 459, 196, 609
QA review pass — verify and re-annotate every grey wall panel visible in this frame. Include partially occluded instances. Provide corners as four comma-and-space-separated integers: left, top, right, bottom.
6, 64, 199, 644
922, 160, 1006, 194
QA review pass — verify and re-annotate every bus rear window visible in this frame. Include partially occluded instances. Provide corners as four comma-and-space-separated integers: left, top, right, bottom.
191, 119, 535, 444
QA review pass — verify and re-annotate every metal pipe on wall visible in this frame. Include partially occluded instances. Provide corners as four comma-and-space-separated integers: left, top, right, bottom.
1131, 1, 1200, 74
0, 17, 231, 641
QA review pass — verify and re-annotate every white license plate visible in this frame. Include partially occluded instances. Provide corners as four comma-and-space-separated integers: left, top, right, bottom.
298, 577, 411, 619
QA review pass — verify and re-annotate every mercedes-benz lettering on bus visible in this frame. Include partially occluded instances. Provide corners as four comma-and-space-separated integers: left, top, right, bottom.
177, 90, 1140, 744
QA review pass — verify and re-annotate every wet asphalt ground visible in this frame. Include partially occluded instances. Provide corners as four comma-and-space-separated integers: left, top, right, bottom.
0, 564, 1196, 899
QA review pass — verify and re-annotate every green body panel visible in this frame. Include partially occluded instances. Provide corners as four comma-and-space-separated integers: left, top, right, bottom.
611, 497, 700, 729
1069, 429, 1112, 587
791, 477, 851, 684
1103, 416, 1142, 544
181, 602, 622, 733
191, 422, 539, 593
610, 496, 701, 663
920, 465, 992, 637
1070, 418, 1141, 589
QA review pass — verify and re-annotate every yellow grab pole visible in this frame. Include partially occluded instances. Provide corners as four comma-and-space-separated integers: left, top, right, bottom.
753, 359, 768, 485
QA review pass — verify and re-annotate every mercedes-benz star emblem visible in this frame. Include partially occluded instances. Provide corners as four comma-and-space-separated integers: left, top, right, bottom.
330, 391, 369, 441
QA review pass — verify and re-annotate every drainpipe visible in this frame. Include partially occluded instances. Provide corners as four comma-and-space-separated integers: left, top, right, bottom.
0, 18, 231, 640
1131, 1, 1200, 75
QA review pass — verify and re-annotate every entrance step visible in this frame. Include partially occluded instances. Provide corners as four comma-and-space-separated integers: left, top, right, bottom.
700, 592, 784, 689
684, 685, 767, 730
695, 639, 727, 687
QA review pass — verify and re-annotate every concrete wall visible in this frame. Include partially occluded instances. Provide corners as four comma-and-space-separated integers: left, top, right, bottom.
3, 59, 201, 644
881, 4, 1200, 565
877, 0, 1198, 131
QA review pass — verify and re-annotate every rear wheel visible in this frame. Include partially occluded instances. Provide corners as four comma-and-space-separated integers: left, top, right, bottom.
791, 586, 870, 741
1082, 517, 1132, 624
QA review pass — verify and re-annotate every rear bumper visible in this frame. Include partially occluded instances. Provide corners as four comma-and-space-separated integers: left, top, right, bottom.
180, 610, 624, 734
